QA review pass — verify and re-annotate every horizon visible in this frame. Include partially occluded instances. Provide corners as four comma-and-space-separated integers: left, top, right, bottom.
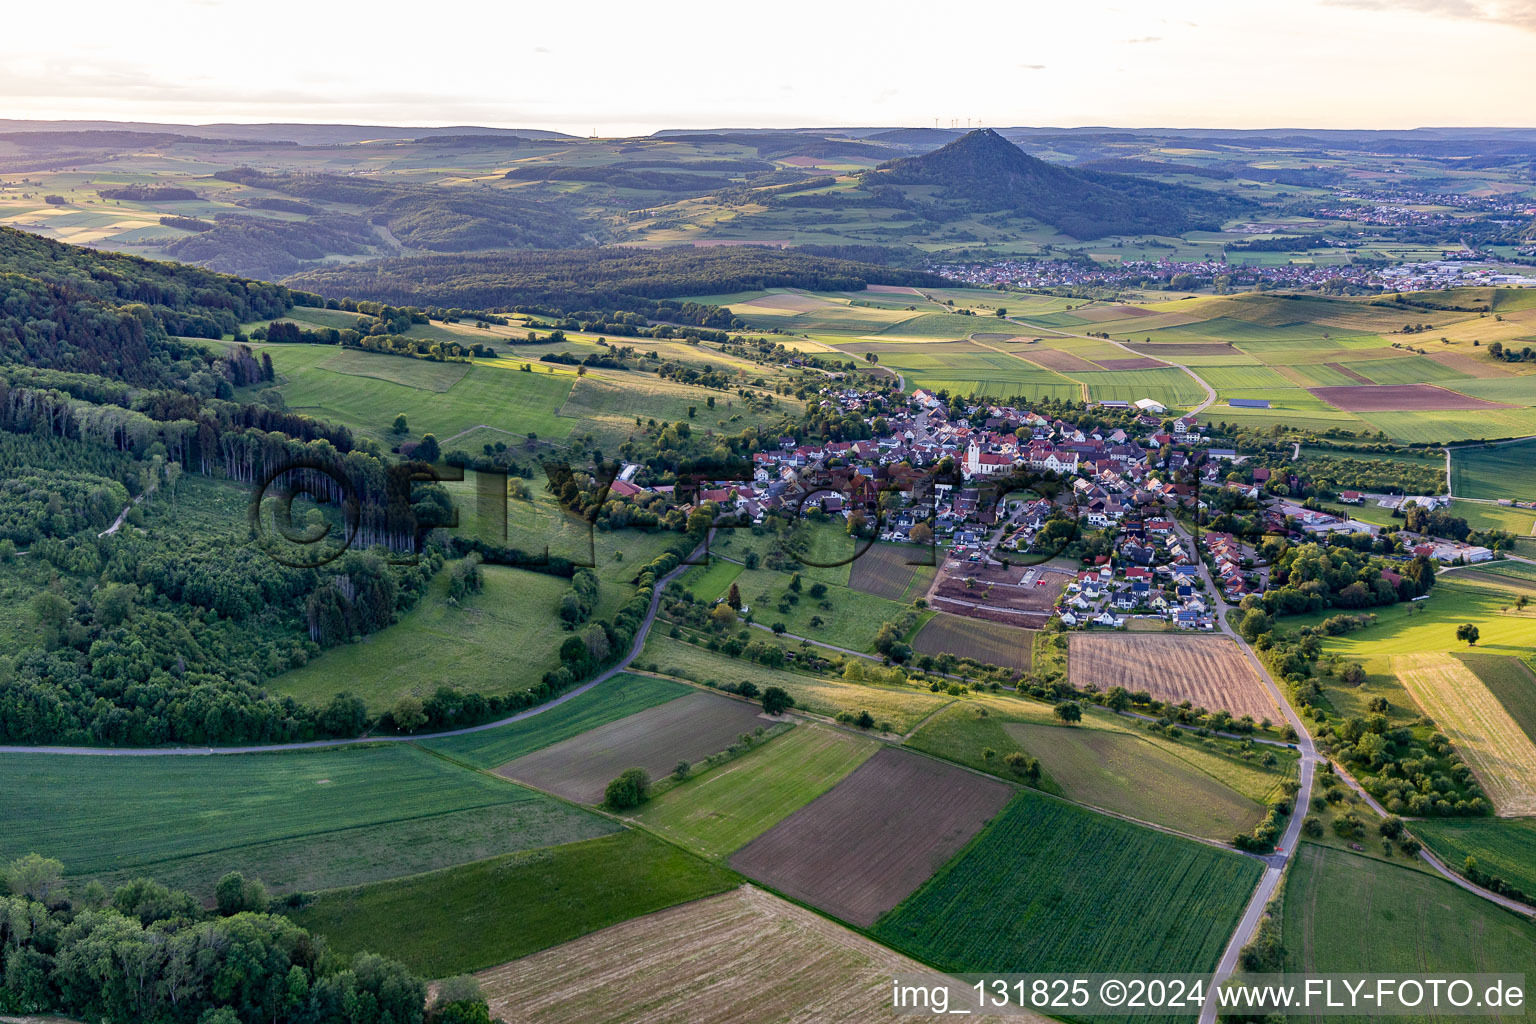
6, 0, 1535, 134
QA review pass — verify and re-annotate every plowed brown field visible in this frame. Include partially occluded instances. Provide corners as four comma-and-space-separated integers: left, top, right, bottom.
1069, 633, 1278, 720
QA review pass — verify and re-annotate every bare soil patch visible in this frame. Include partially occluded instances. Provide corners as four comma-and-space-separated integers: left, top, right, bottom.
1094, 357, 1171, 371
1069, 633, 1278, 720
1308, 384, 1518, 412
730, 747, 1012, 926
497, 692, 770, 804
931, 561, 1072, 628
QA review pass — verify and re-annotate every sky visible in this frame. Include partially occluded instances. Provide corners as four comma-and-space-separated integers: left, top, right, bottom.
4, 0, 1534, 134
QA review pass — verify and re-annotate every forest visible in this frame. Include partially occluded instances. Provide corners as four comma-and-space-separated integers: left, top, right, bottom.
282, 246, 947, 314
0, 853, 488, 1024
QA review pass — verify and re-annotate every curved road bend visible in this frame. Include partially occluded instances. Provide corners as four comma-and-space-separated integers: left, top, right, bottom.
0, 543, 706, 758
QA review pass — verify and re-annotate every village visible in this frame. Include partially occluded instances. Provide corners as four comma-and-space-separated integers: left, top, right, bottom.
612, 381, 1523, 639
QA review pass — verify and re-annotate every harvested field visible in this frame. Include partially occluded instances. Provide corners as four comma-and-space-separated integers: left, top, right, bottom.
1020, 347, 1103, 373
1324, 361, 1373, 384
730, 747, 1013, 926
912, 613, 1034, 672
475, 885, 1031, 1024
1069, 633, 1278, 720
847, 541, 936, 601
1428, 350, 1512, 378
865, 284, 922, 295
931, 562, 1071, 628
497, 691, 772, 804
1391, 653, 1536, 816
1094, 356, 1170, 370
1308, 383, 1517, 412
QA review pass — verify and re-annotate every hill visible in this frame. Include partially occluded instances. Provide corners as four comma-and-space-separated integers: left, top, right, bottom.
869, 129, 1253, 238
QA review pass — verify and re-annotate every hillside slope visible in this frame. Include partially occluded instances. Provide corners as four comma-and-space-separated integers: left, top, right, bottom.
872, 129, 1252, 238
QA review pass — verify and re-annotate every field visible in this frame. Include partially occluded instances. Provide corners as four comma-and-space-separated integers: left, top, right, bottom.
1283, 843, 1536, 1006
1411, 818, 1536, 899
289, 831, 739, 977
1005, 721, 1274, 840
641, 633, 953, 732
1451, 438, 1536, 501
422, 673, 693, 769
686, 562, 913, 652
730, 747, 1013, 926
1458, 653, 1536, 745
497, 690, 772, 803
911, 613, 1034, 671
270, 563, 627, 712
0, 744, 602, 879
1069, 633, 1279, 720
873, 793, 1263, 974
847, 541, 938, 601
87, 802, 617, 900
1390, 652, 1536, 816
474, 885, 1034, 1024
266, 344, 580, 445
1308, 383, 1515, 412
634, 723, 880, 859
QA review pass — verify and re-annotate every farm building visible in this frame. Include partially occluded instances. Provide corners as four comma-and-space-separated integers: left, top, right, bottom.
1133, 398, 1166, 413
1228, 398, 1270, 409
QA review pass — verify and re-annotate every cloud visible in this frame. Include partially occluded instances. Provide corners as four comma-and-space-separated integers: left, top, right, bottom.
1125, 35, 1163, 43
1018, 63, 1048, 70
1327, 0, 1536, 29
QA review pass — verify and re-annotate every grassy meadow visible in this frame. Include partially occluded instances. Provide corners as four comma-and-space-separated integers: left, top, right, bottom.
290, 831, 739, 977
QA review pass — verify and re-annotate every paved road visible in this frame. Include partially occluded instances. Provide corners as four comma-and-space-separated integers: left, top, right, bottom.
1168, 522, 1316, 1024
0, 543, 704, 758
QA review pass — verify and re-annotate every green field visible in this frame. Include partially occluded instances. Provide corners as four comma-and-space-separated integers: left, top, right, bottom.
0, 744, 597, 878
1006, 721, 1280, 840
87, 801, 617, 900
270, 563, 627, 712
1306, 577, 1536, 725
635, 723, 879, 858
641, 633, 952, 733
1283, 842, 1536, 1004
266, 344, 579, 444
677, 558, 745, 604
873, 793, 1263, 975
1457, 653, 1536, 744
422, 673, 694, 768
907, 696, 1293, 838
1411, 818, 1536, 899
1067, 367, 1207, 408
290, 831, 739, 977
692, 563, 914, 653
